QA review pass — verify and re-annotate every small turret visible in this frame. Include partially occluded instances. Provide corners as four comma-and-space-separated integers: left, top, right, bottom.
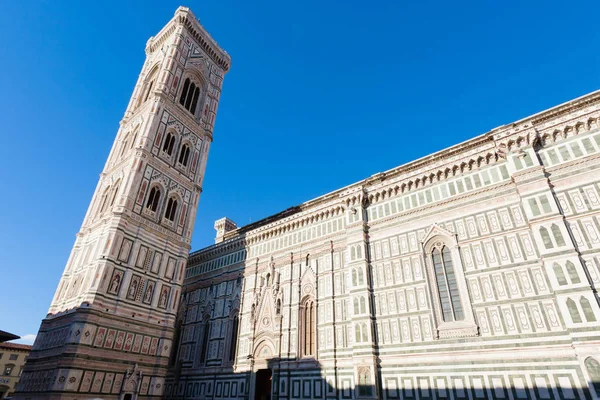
214, 217, 237, 243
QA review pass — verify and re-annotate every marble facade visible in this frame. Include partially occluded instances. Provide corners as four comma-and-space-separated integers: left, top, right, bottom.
168, 91, 600, 400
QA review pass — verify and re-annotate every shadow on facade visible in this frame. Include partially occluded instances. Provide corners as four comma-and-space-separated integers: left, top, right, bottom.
166, 357, 340, 400
164, 352, 600, 400
255, 357, 334, 400
165, 362, 600, 400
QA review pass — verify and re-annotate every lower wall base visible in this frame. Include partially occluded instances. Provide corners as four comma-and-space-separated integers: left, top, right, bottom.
163, 354, 600, 400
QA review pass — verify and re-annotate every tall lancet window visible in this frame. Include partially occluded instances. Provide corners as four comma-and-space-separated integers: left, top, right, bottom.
200, 316, 211, 364
423, 225, 478, 339
228, 315, 239, 362
300, 298, 316, 357
431, 246, 464, 322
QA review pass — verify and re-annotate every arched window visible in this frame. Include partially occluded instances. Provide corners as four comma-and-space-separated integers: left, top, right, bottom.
164, 197, 178, 222
351, 247, 356, 260
580, 297, 596, 322
191, 86, 200, 113
120, 135, 129, 157
553, 263, 567, 286
99, 186, 111, 214
138, 66, 158, 108
200, 316, 211, 364
142, 70, 157, 103
109, 181, 120, 207
358, 268, 364, 286
540, 227, 553, 249
300, 298, 316, 357
353, 323, 368, 343
179, 78, 189, 105
552, 224, 566, 246
162, 132, 176, 156
130, 128, 139, 149
361, 322, 368, 342
431, 246, 464, 322
228, 315, 239, 362
178, 143, 191, 167
146, 187, 161, 212
567, 298, 582, 323
143, 80, 154, 103
179, 78, 201, 114
354, 298, 359, 315
360, 297, 366, 314
566, 261, 580, 284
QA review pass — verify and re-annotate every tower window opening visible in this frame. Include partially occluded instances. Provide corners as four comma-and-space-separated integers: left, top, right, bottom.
185, 84, 194, 109
165, 198, 178, 222
109, 182, 120, 207
191, 87, 200, 114
146, 187, 161, 212
137, 67, 158, 109
120, 136, 129, 157
99, 186, 111, 214
143, 80, 154, 103
179, 77, 201, 115
179, 78, 190, 106
130, 128, 139, 149
178, 144, 191, 167
163, 132, 176, 156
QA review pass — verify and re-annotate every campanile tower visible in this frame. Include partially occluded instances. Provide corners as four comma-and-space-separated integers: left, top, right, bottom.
16, 7, 230, 399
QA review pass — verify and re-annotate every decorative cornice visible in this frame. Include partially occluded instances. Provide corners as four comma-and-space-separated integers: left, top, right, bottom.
189, 88, 600, 258
147, 7, 230, 72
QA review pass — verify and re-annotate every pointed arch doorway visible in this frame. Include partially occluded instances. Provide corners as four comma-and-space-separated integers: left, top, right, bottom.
255, 368, 272, 400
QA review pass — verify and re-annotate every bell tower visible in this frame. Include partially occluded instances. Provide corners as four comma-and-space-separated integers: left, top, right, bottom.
15, 7, 230, 399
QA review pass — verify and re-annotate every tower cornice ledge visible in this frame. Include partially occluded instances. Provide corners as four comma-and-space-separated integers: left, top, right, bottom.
147, 7, 231, 72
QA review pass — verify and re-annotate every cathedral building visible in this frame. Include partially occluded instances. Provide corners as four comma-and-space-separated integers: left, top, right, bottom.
166, 84, 600, 400
14, 6, 600, 400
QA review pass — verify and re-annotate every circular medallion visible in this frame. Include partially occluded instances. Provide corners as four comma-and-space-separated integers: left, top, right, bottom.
303, 284, 313, 295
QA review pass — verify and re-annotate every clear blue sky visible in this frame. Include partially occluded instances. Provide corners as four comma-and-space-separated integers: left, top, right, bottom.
1, 0, 600, 343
